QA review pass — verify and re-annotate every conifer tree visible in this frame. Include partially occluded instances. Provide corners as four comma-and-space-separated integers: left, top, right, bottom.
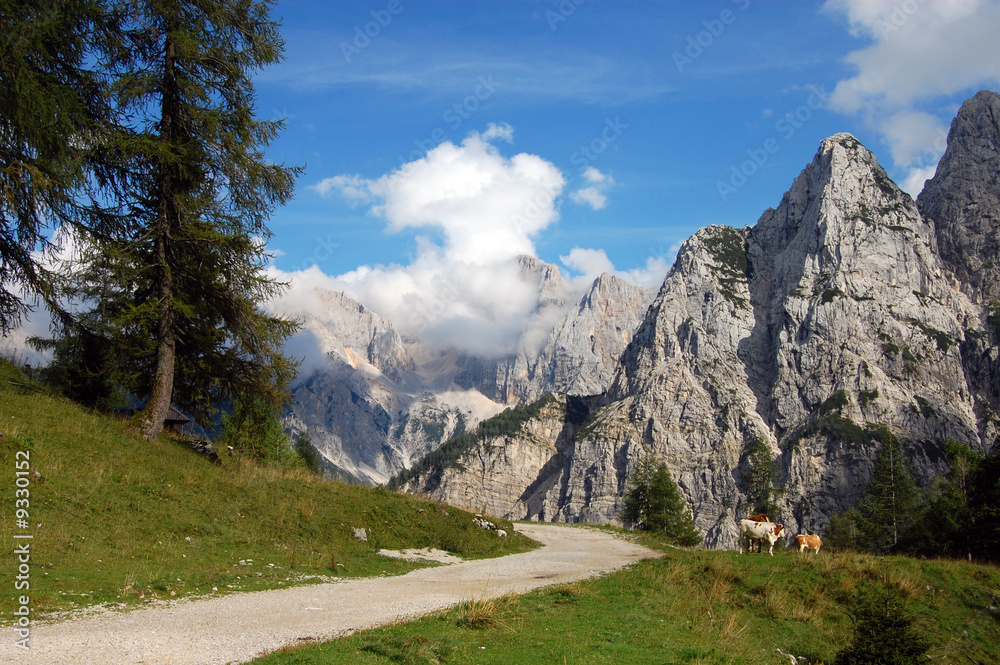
967, 442, 1000, 561
856, 427, 919, 553
0, 0, 123, 332
834, 577, 930, 665
79, 0, 302, 439
741, 436, 782, 519
622, 457, 701, 547
907, 440, 981, 560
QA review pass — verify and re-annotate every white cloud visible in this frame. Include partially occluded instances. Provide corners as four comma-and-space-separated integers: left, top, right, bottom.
570, 187, 607, 210
561, 247, 616, 279
900, 164, 939, 196
582, 166, 607, 183
825, 0, 1000, 183
330, 131, 565, 265
273, 132, 666, 362
270, 129, 571, 357
312, 173, 372, 200
481, 122, 514, 142
570, 168, 614, 210
560, 247, 670, 292
877, 109, 949, 167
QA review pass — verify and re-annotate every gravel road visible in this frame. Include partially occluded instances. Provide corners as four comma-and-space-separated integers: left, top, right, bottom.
3, 523, 661, 664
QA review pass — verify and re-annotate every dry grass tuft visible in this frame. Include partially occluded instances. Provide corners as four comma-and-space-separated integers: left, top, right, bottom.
454, 596, 514, 631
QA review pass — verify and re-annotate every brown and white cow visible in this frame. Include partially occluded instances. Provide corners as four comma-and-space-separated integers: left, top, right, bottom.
739, 519, 784, 555
795, 534, 822, 554
738, 515, 770, 552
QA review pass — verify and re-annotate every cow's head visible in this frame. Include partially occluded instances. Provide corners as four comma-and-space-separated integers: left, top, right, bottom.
772, 524, 784, 536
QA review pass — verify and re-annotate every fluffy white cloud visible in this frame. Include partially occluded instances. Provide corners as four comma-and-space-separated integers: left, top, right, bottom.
900, 164, 939, 196
561, 247, 616, 279
273, 129, 574, 357
273, 131, 667, 359
570, 167, 614, 210
314, 129, 564, 265
570, 187, 607, 210
825, 0, 1000, 183
560, 247, 670, 291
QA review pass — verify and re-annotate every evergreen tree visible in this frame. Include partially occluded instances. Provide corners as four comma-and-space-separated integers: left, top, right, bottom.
65, 0, 302, 439
856, 427, 919, 553
834, 578, 930, 665
293, 432, 322, 474
0, 0, 123, 332
741, 436, 782, 519
622, 457, 701, 546
967, 442, 1000, 561
906, 440, 981, 561
824, 507, 862, 552
217, 391, 294, 464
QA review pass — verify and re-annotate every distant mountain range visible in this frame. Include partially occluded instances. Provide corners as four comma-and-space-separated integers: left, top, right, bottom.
393, 90, 1000, 549
286, 257, 654, 484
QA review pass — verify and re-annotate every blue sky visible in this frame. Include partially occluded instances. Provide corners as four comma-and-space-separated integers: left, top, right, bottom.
7, 1, 1000, 363
256, 0, 1000, 287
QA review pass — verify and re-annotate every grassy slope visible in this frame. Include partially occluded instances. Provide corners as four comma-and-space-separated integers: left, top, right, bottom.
0, 360, 533, 617
252, 531, 1000, 665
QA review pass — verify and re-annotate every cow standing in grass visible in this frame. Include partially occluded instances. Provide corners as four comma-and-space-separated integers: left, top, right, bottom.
739, 519, 784, 555
795, 534, 822, 554
740, 515, 768, 552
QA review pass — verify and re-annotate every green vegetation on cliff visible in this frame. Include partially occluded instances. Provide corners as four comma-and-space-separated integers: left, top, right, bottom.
389, 394, 559, 492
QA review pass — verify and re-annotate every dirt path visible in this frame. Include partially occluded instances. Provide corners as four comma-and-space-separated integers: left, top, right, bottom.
3, 524, 661, 665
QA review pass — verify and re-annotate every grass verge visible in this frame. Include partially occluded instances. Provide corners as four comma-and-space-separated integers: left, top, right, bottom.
251, 534, 1000, 665
0, 359, 534, 618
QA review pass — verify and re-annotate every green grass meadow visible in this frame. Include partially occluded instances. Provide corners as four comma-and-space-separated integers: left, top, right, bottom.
3, 354, 1000, 665
251, 541, 1000, 665
0, 359, 533, 617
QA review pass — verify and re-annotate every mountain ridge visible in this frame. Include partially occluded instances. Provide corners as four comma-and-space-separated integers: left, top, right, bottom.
397, 92, 1000, 548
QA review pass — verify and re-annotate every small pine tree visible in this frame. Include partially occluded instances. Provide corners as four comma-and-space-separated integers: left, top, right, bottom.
968, 441, 1000, 561
855, 428, 919, 553
906, 440, 981, 560
741, 436, 783, 519
293, 432, 322, 474
824, 508, 862, 552
622, 457, 701, 547
834, 578, 930, 665
217, 393, 294, 465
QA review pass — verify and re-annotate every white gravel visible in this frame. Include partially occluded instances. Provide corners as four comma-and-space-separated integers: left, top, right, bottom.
3, 523, 660, 665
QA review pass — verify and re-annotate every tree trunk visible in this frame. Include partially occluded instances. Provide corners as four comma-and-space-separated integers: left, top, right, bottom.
139, 32, 179, 442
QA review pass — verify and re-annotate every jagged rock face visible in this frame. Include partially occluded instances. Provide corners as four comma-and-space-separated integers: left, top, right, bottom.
918, 90, 1000, 419
610, 135, 987, 545
455, 272, 654, 404
919, 90, 1000, 306
288, 289, 500, 484
403, 127, 1000, 549
406, 394, 587, 520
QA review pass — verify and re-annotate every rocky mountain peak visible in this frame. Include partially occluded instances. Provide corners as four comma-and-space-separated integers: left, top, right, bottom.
517, 254, 568, 309
403, 111, 997, 548
918, 89, 1000, 305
